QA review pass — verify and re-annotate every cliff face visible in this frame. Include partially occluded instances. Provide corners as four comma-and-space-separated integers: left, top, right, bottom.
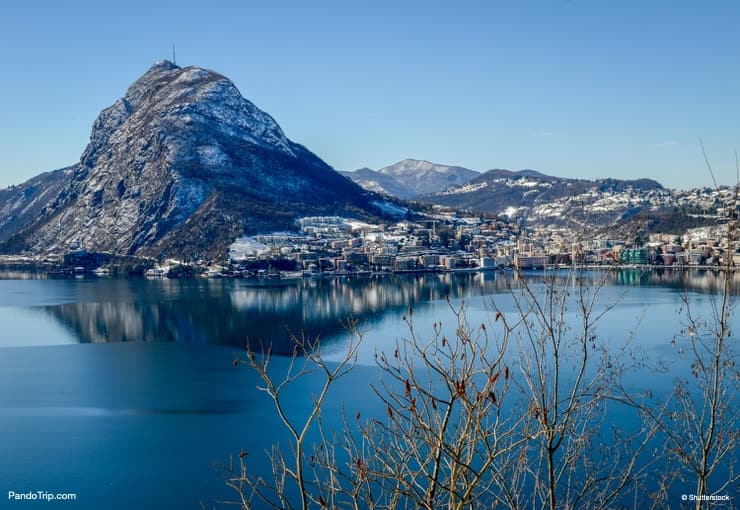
2, 61, 375, 259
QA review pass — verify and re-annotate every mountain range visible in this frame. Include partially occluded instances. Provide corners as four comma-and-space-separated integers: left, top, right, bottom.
0, 62, 725, 261
342, 161, 677, 227
422, 169, 663, 216
0, 61, 378, 259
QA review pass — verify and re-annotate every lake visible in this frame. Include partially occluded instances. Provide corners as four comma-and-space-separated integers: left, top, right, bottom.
0, 270, 737, 508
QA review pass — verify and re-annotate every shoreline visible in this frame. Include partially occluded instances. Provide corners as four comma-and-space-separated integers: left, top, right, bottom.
0, 260, 735, 280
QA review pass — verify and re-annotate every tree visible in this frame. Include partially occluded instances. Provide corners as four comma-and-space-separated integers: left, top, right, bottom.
488, 269, 658, 510
223, 330, 361, 510
352, 302, 526, 509
624, 170, 739, 509
222, 265, 660, 509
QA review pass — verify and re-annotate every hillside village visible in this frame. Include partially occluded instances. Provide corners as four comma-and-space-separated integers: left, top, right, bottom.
205, 176, 739, 279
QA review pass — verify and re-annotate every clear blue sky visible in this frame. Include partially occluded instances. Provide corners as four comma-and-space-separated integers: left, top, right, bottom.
0, 0, 738, 190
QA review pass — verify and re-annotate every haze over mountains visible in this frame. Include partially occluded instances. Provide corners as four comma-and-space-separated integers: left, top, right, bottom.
0, 61, 378, 259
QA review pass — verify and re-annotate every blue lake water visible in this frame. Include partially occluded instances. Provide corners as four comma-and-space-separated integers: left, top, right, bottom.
0, 270, 737, 508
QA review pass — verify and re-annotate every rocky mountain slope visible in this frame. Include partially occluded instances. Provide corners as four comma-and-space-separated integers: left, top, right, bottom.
0, 61, 378, 259
342, 159, 478, 198
0, 167, 72, 243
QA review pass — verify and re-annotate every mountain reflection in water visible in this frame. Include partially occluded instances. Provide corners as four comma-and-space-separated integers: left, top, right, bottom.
44, 274, 497, 354
41, 270, 739, 355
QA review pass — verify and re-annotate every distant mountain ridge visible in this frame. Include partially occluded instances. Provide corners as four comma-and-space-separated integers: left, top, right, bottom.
343, 159, 680, 229
0, 61, 378, 259
424, 167, 664, 219
342, 159, 479, 199
479, 168, 553, 180
343, 161, 664, 213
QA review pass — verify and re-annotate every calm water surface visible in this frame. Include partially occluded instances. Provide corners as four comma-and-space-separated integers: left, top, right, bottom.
0, 270, 737, 508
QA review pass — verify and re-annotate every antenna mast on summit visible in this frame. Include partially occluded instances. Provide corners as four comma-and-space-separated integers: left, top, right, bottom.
172, 44, 176, 65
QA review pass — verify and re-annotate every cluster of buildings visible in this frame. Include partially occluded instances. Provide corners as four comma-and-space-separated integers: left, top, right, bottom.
223, 210, 740, 277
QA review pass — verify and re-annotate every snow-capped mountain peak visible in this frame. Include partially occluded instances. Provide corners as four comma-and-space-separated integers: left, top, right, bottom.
375, 159, 479, 196
0, 61, 375, 259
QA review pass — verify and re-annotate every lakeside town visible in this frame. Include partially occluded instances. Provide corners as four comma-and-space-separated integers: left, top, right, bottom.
222, 206, 739, 278
3, 197, 736, 280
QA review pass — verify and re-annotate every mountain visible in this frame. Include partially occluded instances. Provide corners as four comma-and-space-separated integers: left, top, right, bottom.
422, 168, 666, 226
377, 159, 479, 197
340, 167, 415, 199
0, 61, 377, 259
477, 168, 552, 181
341, 160, 677, 230
343, 159, 479, 199
0, 167, 72, 243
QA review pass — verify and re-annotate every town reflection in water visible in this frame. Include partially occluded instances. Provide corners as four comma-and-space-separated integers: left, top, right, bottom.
43, 269, 739, 354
